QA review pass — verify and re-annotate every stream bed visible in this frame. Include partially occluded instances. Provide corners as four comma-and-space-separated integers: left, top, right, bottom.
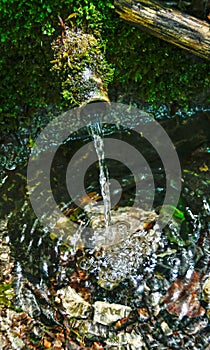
0, 105, 210, 349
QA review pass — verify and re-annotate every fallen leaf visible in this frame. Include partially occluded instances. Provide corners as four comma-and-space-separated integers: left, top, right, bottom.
199, 163, 209, 172
164, 270, 205, 318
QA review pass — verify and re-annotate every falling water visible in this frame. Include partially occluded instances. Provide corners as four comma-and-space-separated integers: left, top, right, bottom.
90, 124, 112, 232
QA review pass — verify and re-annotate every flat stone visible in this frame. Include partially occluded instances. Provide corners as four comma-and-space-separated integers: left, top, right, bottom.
106, 330, 146, 349
57, 286, 91, 319
69, 318, 113, 339
160, 321, 173, 335
93, 301, 131, 326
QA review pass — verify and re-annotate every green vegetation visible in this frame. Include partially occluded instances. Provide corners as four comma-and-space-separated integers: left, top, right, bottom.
0, 0, 209, 131
0, 282, 14, 308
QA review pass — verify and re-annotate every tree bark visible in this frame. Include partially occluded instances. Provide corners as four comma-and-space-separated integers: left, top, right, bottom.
114, 0, 210, 60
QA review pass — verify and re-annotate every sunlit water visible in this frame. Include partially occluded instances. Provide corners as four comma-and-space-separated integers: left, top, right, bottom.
0, 107, 210, 348
90, 125, 112, 233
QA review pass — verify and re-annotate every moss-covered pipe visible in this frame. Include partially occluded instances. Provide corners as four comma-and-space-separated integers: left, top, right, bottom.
51, 25, 113, 107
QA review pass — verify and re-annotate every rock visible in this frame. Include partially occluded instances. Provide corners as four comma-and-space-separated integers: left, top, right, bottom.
56, 286, 91, 319
106, 330, 146, 349
160, 321, 173, 335
202, 276, 210, 303
93, 301, 131, 326
68, 318, 112, 339
85, 205, 158, 248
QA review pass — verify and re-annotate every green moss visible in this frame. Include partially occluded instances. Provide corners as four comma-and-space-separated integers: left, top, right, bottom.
51, 27, 114, 106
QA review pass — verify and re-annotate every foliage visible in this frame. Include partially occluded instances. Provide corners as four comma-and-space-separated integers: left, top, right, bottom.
105, 23, 210, 108
0, 282, 14, 308
0, 0, 209, 132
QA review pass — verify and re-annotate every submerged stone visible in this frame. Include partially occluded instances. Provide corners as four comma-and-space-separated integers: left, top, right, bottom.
106, 331, 146, 349
93, 301, 131, 326
85, 204, 158, 248
56, 286, 91, 319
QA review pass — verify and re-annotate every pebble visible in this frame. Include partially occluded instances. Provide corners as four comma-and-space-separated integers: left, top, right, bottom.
56, 286, 91, 319
160, 321, 173, 335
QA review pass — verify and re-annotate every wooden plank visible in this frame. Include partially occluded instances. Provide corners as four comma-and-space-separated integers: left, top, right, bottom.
114, 0, 210, 60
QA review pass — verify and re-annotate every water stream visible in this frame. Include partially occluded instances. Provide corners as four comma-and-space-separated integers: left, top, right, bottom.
90, 124, 112, 237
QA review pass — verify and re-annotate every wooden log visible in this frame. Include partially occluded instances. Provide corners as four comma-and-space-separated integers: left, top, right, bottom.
114, 0, 210, 60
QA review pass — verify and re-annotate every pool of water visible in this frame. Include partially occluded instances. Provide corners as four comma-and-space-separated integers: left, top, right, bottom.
0, 105, 209, 349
